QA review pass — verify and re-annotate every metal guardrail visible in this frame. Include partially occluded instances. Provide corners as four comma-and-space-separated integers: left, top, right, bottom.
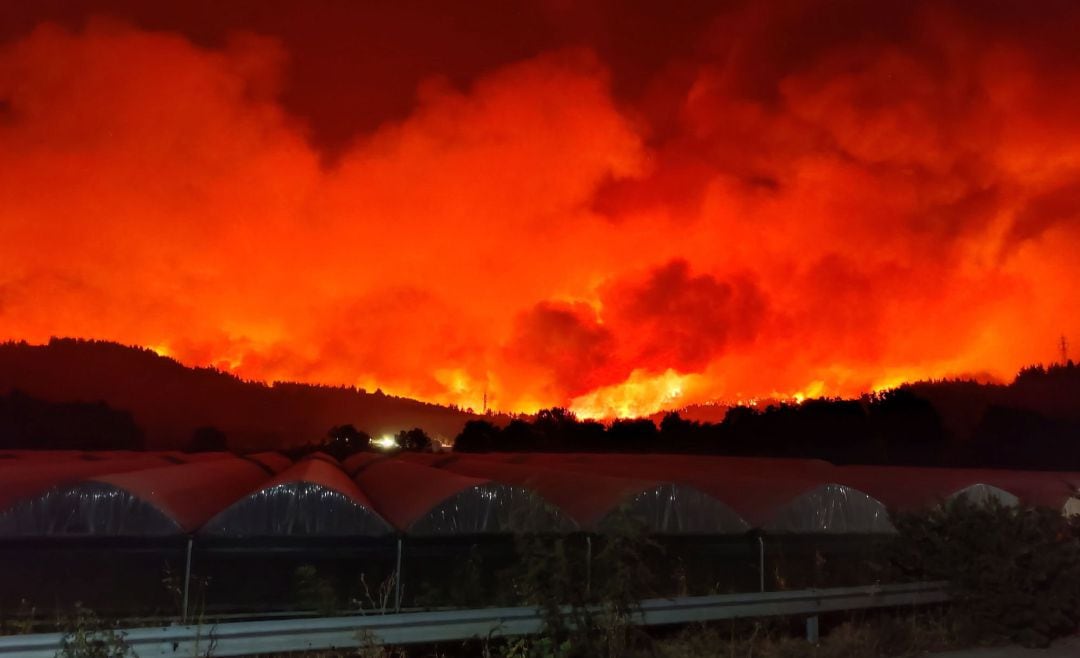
0, 581, 949, 658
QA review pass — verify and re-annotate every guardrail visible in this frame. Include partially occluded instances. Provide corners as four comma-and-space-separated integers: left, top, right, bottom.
0, 581, 949, 658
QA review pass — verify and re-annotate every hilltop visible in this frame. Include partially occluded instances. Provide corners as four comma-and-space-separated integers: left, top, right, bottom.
0, 338, 497, 450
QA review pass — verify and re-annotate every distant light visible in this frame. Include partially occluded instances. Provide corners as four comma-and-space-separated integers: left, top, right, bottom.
372, 435, 397, 450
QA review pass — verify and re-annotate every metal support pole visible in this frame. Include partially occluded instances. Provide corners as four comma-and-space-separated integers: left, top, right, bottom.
585, 536, 593, 598
758, 535, 765, 593
182, 536, 193, 623
806, 615, 819, 643
394, 537, 403, 613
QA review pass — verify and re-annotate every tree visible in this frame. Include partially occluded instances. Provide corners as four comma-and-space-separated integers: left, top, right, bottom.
396, 427, 434, 452
658, 412, 699, 451
607, 418, 659, 452
324, 424, 370, 459
454, 420, 500, 452
869, 389, 947, 465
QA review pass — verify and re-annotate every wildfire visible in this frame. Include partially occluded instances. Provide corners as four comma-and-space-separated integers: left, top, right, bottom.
569, 369, 698, 419
0, 9, 1077, 418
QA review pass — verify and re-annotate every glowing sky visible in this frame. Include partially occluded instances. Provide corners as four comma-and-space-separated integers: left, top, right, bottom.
1, 1, 1078, 416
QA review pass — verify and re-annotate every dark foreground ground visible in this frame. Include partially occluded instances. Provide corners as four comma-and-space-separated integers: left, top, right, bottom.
929, 637, 1080, 657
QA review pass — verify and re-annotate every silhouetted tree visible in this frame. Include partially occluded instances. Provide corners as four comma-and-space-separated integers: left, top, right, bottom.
869, 389, 947, 465
606, 418, 659, 452
324, 424, 371, 459
658, 412, 700, 451
971, 405, 1080, 470
454, 420, 500, 452
0, 390, 144, 450
396, 427, 434, 452
501, 418, 540, 451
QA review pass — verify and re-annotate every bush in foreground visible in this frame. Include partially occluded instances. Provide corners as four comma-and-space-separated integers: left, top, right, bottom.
891, 496, 1080, 647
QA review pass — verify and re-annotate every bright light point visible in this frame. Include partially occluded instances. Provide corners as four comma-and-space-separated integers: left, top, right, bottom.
372, 435, 398, 450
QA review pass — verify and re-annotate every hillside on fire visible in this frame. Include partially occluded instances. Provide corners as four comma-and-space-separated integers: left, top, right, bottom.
1, 338, 1076, 469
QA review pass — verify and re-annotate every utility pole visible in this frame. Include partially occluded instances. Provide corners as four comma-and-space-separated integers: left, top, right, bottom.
482, 387, 488, 415
1061, 335, 1070, 364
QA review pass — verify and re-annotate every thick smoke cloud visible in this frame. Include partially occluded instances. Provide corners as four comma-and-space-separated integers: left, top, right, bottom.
1, 2, 1078, 417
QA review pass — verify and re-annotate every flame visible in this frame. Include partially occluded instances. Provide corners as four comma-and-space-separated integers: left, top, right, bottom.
570, 369, 698, 419
771, 380, 827, 405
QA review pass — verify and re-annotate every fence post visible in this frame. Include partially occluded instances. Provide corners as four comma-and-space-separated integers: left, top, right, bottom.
585, 535, 593, 598
806, 615, 819, 643
394, 537, 404, 613
758, 535, 765, 592
182, 536, 193, 623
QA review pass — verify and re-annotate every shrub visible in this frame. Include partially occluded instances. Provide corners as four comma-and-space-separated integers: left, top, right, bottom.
890, 496, 1080, 647
56, 604, 136, 658
506, 512, 661, 658
293, 565, 337, 616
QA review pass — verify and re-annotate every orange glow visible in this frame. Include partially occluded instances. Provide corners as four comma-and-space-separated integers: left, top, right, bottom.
1, 15, 1078, 418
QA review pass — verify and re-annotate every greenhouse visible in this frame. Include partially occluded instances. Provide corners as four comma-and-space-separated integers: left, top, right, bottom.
201, 454, 393, 537
428, 455, 749, 533
353, 457, 573, 534
0, 451, 1077, 538
4, 450, 1080, 616
0, 457, 274, 536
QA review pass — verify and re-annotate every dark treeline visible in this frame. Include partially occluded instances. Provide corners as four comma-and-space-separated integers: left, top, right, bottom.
456, 363, 1080, 470
282, 424, 436, 461
0, 386, 437, 458
0, 338, 495, 450
0, 390, 144, 451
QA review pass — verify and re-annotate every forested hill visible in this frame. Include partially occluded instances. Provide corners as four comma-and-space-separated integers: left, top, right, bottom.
0, 338, 489, 450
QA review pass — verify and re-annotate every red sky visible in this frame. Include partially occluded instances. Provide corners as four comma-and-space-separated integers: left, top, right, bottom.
1, 1, 1078, 417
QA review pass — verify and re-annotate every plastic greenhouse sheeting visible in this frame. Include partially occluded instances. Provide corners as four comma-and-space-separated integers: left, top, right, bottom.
354, 458, 572, 534
0, 481, 181, 536
431, 455, 748, 534
242, 451, 294, 474
602, 482, 750, 534
494, 452, 838, 481
201, 455, 392, 537
0, 457, 272, 536
957, 469, 1080, 509
500, 453, 832, 529
0, 455, 175, 511
763, 483, 895, 533
947, 483, 1019, 507
95, 458, 274, 531
1065, 497, 1080, 517
827, 465, 1078, 512
454, 453, 901, 532
160, 451, 237, 463
408, 483, 575, 535
342, 451, 389, 476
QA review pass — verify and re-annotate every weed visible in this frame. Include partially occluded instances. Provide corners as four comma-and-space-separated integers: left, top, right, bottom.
294, 565, 337, 616
55, 603, 136, 658
352, 573, 397, 615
